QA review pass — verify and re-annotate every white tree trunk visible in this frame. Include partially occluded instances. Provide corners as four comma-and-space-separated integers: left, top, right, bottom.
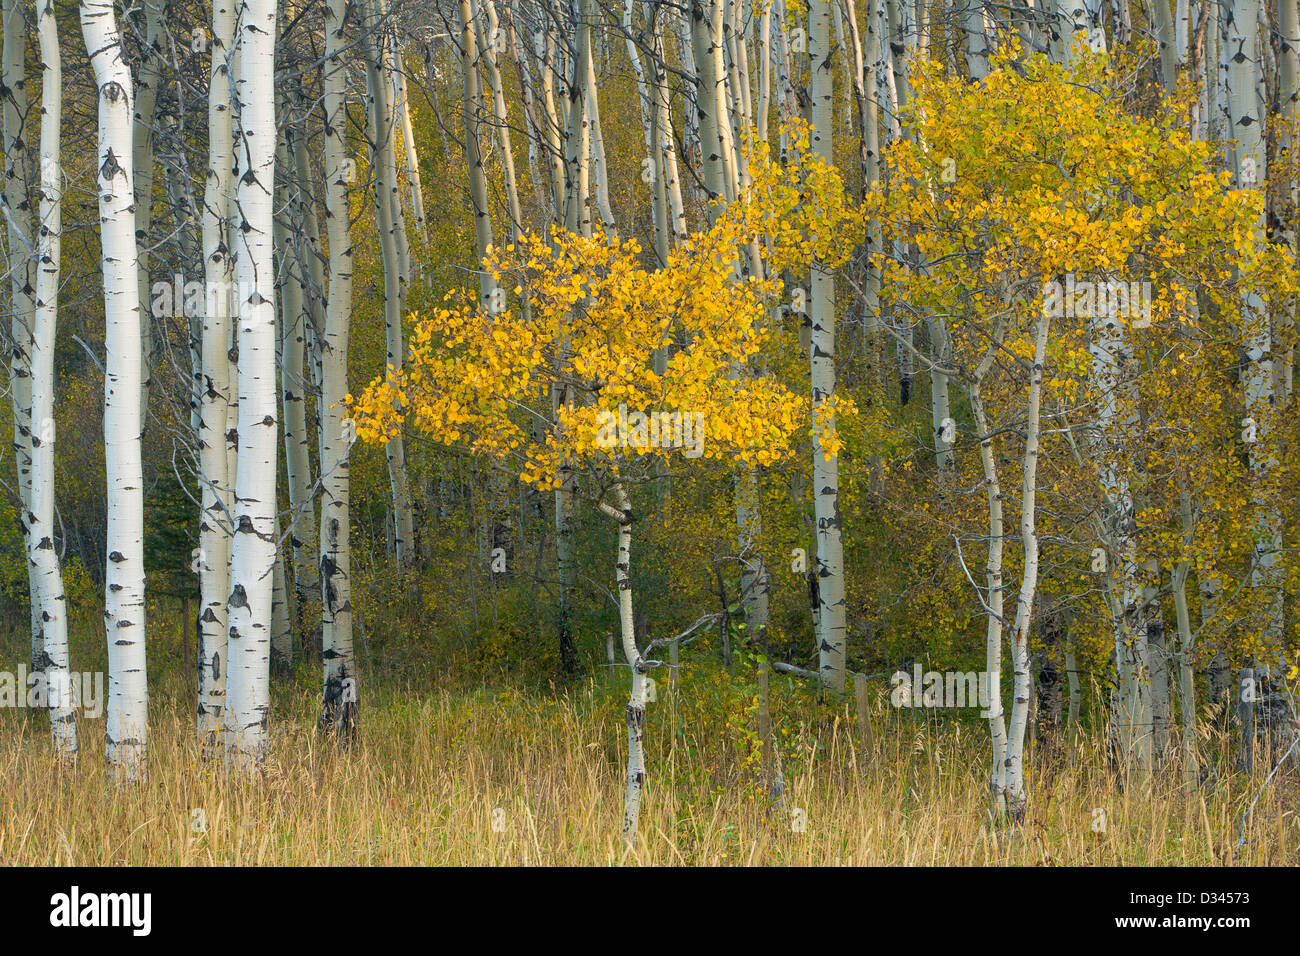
963, 0, 990, 79
132, 0, 163, 426
1226, 0, 1284, 675
393, 65, 428, 242
271, 513, 293, 675
1089, 297, 1150, 773
363, 0, 414, 567
277, 117, 319, 611
970, 382, 1007, 807
3, 0, 40, 673
82, 0, 149, 780
478, 0, 524, 237
198, 0, 237, 749
224, 0, 278, 769
320, 0, 357, 738
599, 485, 647, 841
1172, 490, 1198, 789
809, 0, 847, 693
31, 0, 76, 756
562, 0, 593, 232
1001, 310, 1050, 820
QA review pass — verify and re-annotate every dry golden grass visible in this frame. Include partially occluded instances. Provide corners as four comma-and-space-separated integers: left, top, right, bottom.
1, 670, 1295, 865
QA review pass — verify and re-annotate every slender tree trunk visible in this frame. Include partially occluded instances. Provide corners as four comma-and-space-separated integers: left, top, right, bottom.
319, 0, 358, 740
1065, 625, 1082, 730
962, 0, 990, 79
31, 0, 76, 756
278, 116, 319, 615
562, 0, 594, 232
1227, 0, 1284, 685
225, 0, 278, 770
1146, 585, 1173, 759
363, 0, 415, 567
132, 0, 163, 427
1089, 288, 1150, 774
82, 0, 148, 781
478, 0, 524, 238
809, 0, 846, 693
3, 0, 40, 674
970, 383, 1007, 809
393, 63, 428, 242
600, 484, 648, 841
198, 0, 237, 751
1172, 493, 1198, 789
1001, 310, 1050, 820
271, 514, 293, 676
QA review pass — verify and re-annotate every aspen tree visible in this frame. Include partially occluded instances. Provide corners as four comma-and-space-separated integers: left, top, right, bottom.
225, 0, 278, 768
1226, 0, 1285, 713
277, 109, 318, 616
319, 0, 358, 738
198, 0, 237, 749
31, 0, 76, 755
362, 0, 415, 567
809, 0, 847, 692
3, 0, 40, 672
82, 0, 149, 779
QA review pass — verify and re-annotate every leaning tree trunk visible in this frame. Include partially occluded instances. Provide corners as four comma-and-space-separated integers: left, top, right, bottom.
198, 0, 237, 750
31, 0, 76, 756
82, 0, 148, 781
224, 0, 278, 770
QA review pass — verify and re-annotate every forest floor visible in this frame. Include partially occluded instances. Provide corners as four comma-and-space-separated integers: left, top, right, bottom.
1, 641, 1296, 865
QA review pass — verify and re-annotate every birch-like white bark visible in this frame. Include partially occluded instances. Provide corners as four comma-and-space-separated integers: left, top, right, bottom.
277, 115, 319, 611
1226, 0, 1284, 676
132, 0, 163, 426
32, 0, 76, 756
320, 0, 358, 738
271, 513, 293, 675
562, 0, 593, 234
1001, 310, 1050, 819
198, 0, 237, 749
393, 65, 428, 241
478, 0, 525, 238
362, 0, 414, 567
1173, 489, 1198, 788
599, 485, 647, 841
1089, 298, 1150, 772
3, 0, 40, 672
808, 0, 847, 693
82, 0, 149, 780
225, 0, 278, 769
